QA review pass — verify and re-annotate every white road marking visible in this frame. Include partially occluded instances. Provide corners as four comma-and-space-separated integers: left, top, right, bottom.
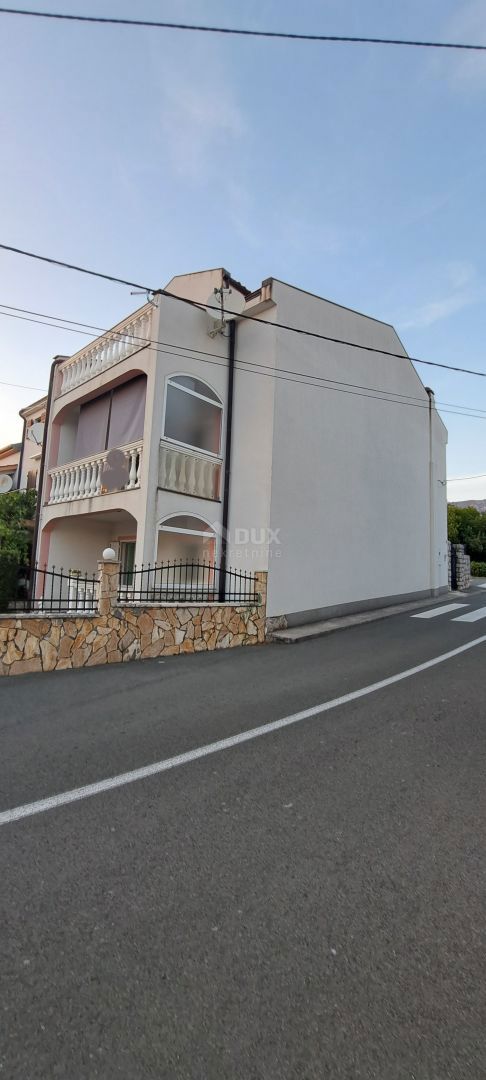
2, 634, 486, 827
476, 583, 486, 589
411, 603, 469, 619
452, 606, 486, 623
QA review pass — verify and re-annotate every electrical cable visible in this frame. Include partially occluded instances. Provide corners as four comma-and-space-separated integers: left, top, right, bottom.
2, 306, 486, 423
3, 302, 486, 416
1, 243, 486, 381
1, 8, 486, 52
447, 473, 486, 482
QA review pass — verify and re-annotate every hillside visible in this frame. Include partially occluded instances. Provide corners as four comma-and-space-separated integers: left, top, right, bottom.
451, 500, 486, 514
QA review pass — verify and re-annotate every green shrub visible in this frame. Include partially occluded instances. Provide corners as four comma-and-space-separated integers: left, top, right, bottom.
471, 561, 486, 577
0, 555, 19, 613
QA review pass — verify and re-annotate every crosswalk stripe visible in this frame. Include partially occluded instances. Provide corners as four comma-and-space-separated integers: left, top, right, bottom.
411, 603, 469, 619
452, 605, 486, 623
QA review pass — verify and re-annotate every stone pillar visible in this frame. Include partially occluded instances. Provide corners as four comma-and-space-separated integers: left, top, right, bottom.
254, 571, 268, 610
97, 556, 121, 616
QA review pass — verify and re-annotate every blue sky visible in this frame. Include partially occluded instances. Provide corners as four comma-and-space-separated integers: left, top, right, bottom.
1, 0, 486, 502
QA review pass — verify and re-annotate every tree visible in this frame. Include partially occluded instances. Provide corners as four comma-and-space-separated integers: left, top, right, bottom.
0, 489, 37, 561
447, 503, 486, 559
447, 504, 460, 544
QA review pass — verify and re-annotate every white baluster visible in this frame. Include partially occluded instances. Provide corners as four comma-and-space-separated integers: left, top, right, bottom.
64, 468, 72, 500
49, 472, 57, 503
57, 470, 66, 502
88, 461, 96, 496
188, 456, 197, 496
202, 460, 211, 500
55, 470, 63, 502
178, 453, 186, 493
139, 313, 149, 344
161, 448, 169, 487
95, 459, 103, 495
72, 464, 80, 499
80, 464, 88, 497
168, 448, 178, 490
136, 447, 142, 484
128, 450, 137, 489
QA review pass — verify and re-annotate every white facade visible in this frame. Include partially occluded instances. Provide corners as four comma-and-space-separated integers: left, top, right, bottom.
36, 269, 448, 620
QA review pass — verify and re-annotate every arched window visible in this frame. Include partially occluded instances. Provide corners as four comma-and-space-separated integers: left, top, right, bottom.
157, 514, 216, 566
163, 375, 222, 456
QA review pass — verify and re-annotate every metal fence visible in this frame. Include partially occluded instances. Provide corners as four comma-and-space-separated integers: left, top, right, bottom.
14, 564, 98, 613
118, 560, 259, 605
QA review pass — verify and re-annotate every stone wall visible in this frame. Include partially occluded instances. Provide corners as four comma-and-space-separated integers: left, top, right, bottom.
449, 542, 471, 591
0, 565, 267, 677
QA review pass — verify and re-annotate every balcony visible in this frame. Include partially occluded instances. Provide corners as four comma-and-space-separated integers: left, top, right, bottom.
58, 307, 153, 395
48, 442, 142, 504
159, 442, 221, 501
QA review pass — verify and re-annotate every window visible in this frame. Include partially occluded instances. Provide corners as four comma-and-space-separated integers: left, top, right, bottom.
157, 515, 216, 567
73, 375, 146, 460
163, 376, 222, 456
119, 541, 136, 585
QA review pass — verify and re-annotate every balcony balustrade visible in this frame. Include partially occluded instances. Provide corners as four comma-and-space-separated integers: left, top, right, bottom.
48, 442, 142, 504
159, 442, 221, 501
58, 308, 152, 394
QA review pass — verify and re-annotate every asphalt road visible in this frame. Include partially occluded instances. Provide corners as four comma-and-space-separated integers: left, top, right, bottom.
2, 587, 486, 1078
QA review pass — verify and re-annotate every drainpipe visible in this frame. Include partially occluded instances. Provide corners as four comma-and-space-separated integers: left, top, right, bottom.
16, 415, 27, 490
29, 356, 64, 579
219, 319, 236, 602
425, 387, 436, 596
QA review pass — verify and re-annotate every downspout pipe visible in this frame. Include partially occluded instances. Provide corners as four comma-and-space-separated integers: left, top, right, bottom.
219, 319, 236, 602
16, 416, 27, 490
29, 355, 63, 580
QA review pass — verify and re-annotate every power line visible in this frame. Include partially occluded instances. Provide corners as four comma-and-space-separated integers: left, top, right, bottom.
447, 473, 486, 482
2, 242, 486, 381
1, 8, 486, 52
0, 243, 148, 293
0, 378, 47, 392
0, 304, 479, 414
3, 305, 486, 424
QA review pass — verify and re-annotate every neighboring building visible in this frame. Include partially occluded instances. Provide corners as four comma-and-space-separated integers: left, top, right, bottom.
0, 443, 21, 491
35, 268, 448, 626
18, 396, 47, 491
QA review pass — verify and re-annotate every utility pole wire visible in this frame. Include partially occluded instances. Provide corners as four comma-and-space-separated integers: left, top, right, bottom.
2, 306, 486, 424
1, 241, 486, 380
1, 7, 486, 52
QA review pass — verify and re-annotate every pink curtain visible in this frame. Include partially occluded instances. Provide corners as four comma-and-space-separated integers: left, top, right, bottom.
107, 376, 146, 449
74, 394, 110, 459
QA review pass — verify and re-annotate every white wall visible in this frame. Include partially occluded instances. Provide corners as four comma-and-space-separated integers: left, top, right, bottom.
266, 281, 448, 619
431, 407, 448, 591
46, 518, 113, 574
141, 292, 230, 565
227, 309, 276, 573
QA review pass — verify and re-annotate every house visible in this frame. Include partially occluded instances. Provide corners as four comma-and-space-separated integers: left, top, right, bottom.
35, 268, 448, 628
0, 443, 22, 491
18, 396, 47, 491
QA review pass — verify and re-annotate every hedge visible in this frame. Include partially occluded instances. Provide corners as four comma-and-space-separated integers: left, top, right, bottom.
0, 555, 19, 614
470, 561, 486, 577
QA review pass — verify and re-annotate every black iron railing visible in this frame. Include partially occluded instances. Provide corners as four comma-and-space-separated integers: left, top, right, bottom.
12, 564, 98, 613
118, 560, 259, 605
